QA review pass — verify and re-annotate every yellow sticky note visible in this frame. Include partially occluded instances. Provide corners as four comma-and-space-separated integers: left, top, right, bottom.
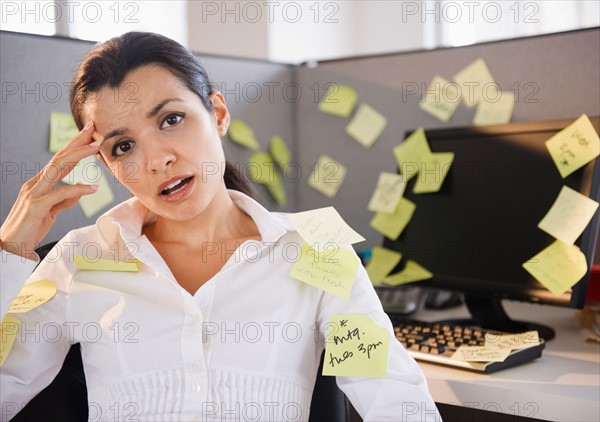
308, 155, 347, 198
49, 111, 79, 153
289, 243, 359, 299
345, 103, 388, 148
383, 260, 432, 286
74, 256, 141, 272
370, 197, 416, 241
288, 207, 365, 248
62, 156, 115, 217
419, 76, 461, 122
365, 247, 402, 286
0, 315, 20, 367
545, 114, 600, 178
270, 135, 291, 168
228, 119, 260, 150
266, 173, 286, 206
323, 314, 389, 377
538, 185, 599, 245
522, 240, 588, 296
8, 279, 57, 313
451, 345, 511, 362
393, 128, 431, 181
368, 172, 407, 213
453, 58, 496, 108
485, 331, 540, 351
412, 152, 455, 194
248, 151, 276, 184
473, 90, 515, 126
318, 84, 358, 118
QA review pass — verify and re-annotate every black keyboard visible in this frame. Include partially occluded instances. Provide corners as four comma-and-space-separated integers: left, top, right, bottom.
390, 318, 545, 373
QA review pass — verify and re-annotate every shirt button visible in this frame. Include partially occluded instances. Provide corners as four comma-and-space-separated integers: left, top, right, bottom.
192, 364, 202, 372
193, 382, 201, 393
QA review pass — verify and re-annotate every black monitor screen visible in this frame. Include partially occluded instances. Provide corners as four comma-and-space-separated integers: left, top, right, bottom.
383, 116, 600, 333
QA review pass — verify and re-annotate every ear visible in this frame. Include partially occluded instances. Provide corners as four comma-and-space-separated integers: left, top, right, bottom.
210, 91, 230, 138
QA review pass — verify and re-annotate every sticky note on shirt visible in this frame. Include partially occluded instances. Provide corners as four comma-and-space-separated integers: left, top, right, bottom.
473, 90, 515, 126
370, 197, 416, 241
49, 111, 79, 153
545, 114, 600, 178
289, 243, 359, 299
308, 155, 347, 198
8, 279, 57, 313
419, 76, 461, 122
393, 128, 431, 181
270, 135, 291, 168
288, 207, 365, 248
318, 84, 358, 118
538, 185, 599, 245
451, 345, 511, 363
365, 247, 402, 286
412, 152, 455, 194
74, 256, 141, 272
522, 240, 588, 296
323, 314, 389, 377
0, 315, 20, 367
345, 103, 388, 148
228, 119, 260, 150
368, 172, 407, 213
453, 58, 496, 108
485, 331, 540, 351
383, 260, 433, 286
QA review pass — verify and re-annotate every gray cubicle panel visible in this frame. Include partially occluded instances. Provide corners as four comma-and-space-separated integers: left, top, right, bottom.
0, 31, 296, 247
295, 28, 600, 249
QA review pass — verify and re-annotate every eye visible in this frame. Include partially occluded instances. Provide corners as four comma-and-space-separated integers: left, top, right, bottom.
161, 113, 184, 129
112, 140, 134, 157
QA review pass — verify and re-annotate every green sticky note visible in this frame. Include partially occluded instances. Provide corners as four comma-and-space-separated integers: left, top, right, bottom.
265, 171, 286, 206
270, 135, 291, 168
7, 279, 57, 314
453, 58, 495, 108
247, 151, 276, 184
419, 75, 461, 122
308, 155, 347, 198
1, 315, 20, 367
62, 156, 114, 218
322, 314, 389, 378
370, 197, 416, 241
545, 114, 600, 178
393, 128, 431, 181
318, 84, 358, 118
365, 247, 402, 286
383, 260, 433, 286
289, 243, 359, 299
368, 172, 407, 213
522, 240, 588, 296
412, 152, 455, 194
49, 111, 79, 153
473, 90, 515, 126
228, 119, 260, 150
345, 103, 388, 148
74, 256, 141, 272
288, 207, 365, 248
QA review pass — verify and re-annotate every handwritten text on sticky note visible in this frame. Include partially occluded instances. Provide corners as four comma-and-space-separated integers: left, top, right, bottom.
368, 172, 407, 213
419, 76, 461, 122
8, 280, 57, 314
288, 207, 365, 248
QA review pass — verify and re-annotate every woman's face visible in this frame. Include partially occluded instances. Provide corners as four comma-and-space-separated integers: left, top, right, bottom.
84, 64, 230, 222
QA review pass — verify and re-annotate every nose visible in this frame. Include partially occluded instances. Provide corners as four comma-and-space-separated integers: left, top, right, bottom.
145, 139, 176, 173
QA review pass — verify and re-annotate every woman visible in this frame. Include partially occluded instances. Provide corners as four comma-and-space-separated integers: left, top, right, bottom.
0, 32, 440, 421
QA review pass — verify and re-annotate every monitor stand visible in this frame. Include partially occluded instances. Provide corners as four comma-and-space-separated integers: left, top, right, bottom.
446, 294, 556, 341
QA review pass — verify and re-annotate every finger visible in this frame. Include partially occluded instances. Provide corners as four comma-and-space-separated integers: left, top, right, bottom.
36, 183, 99, 215
62, 120, 96, 150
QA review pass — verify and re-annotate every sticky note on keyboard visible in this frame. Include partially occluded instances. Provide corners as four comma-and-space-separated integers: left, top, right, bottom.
8, 279, 57, 314
1, 315, 20, 367
485, 331, 540, 351
74, 256, 141, 272
451, 345, 511, 362
323, 314, 389, 377
288, 207, 365, 248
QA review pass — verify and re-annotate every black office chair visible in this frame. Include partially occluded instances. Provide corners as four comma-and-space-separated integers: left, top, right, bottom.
11, 243, 351, 422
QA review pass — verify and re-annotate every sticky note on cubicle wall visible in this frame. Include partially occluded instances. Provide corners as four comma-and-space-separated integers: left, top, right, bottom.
49, 111, 79, 153
453, 58, 495, 108
307, 155, 348, 199
228, 119, 260, 150
318, 84, 358, 118
419, 76, 461, 122
367, 172, 407, 213
473, 90, 515, 126
345, 103, 388, 148
62, 156, 114, 218
393, 128, 431, 181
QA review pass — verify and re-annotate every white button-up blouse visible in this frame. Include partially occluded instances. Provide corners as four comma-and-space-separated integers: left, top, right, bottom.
1, 191, 440, 421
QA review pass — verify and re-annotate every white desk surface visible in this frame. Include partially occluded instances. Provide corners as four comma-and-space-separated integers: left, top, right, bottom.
410, 300, 600, 422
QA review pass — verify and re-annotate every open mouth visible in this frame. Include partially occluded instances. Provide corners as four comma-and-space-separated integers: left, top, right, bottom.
160, 176, 193, 196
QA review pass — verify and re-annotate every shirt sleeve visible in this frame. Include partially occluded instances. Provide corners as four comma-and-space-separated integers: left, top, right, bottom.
1, 241, 74, 421
316, 248, 442, 422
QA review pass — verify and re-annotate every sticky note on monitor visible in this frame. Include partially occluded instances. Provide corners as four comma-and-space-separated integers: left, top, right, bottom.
538, 185, 599, 245
323, 314, 389, 377
419, 76, 461, 122
412, 152, 455, 194
62, 156, 114, 218
288, 207, 365, 248
453, 58, 496, 108
74, 256, 141, 272
393, 128, 431, 181
368, 172, 407, 213
49, 111, 79, 153
383, 260, 433, 286
473, 90, 515, 126
318, 84, 358, 118
228, 119, 260, 150
365, 247, 402, 286
8, 279, 57, 314
1, 315, 20, 367
522, 240, 587, 296
308, 155, 347, 198
345, 103, 388, 148
545, 114, 600, 178
269, 135, 291, 168
289, 243, 359, 299
370, 197, 416, 241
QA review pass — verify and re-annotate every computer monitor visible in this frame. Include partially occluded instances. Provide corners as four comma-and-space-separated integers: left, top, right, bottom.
383, 116, 600, 340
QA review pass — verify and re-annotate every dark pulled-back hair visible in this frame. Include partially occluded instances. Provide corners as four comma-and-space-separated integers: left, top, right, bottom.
70, 31, 254, 197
